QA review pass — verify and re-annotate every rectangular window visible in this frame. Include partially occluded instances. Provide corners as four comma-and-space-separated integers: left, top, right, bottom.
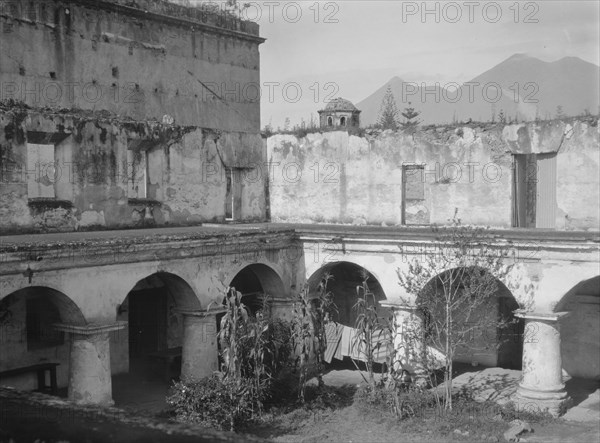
403, 164, 425, 200
27, 143, 55, 199
225, 167, 234, 220
224, 167, 243, 221
127, 149, 148, 199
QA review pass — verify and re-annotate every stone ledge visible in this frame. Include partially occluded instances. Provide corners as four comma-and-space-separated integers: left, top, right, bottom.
53, 321, 127, 335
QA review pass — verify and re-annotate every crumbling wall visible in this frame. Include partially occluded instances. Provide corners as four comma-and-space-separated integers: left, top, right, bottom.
267, 126, 513, 227
267, 119, 599, 230
0, 108, 266, 233
0, 0, 262, 132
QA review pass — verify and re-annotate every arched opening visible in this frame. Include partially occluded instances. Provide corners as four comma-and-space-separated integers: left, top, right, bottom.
0, 287, 85, 394
556, 276, 599, 380
554, 276, 600, 411
418, 268, 523, 371
306, 262, 389, 373
339, 116, 346, 126
327, 116, 333, 127
228, 264, 286, 315
116, 272, 199, 381
307, 261, 388, 328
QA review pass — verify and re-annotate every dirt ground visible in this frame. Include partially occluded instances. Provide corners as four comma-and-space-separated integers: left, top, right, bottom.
242, 390, 599, 443
239, 368, 600, 443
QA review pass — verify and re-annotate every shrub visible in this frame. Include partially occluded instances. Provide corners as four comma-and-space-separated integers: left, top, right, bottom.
355, 383, 438, 420
167, 375, 255, 431
169, 289, 296, 431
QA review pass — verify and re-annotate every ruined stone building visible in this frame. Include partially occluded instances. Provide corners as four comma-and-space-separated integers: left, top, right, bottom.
1, 0, 599, 419
318, 97, 361, 129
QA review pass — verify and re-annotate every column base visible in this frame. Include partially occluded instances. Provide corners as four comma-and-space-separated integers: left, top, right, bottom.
512, 385, 572, 417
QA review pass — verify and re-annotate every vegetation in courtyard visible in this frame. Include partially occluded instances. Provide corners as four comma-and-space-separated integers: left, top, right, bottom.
351, 272, 395, 386
291, 274, 336, 402
168, 287, 294, 431
167, 219, 542, 436
397, 212, 521, 410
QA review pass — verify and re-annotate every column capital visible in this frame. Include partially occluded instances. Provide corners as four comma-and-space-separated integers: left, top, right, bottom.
53, 321, 127, 335
513, 310, 571, 322
270, 297, 294, 305
380, 300, 419, 312
176, 306, 227, 318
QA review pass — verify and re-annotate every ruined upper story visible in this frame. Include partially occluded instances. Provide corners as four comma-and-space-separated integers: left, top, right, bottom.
0, 0, 264, 132
267, 118, 600, 231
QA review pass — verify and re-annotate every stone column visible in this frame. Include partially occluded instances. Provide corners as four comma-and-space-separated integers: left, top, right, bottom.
54, 322, 126, 406
178, 307, 226, 383
513, 311, 571, 417
380, 301, 427, 381
269, 297, 294, 322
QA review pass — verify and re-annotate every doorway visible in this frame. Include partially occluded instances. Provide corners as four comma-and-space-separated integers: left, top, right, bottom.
128, 288, 167, 358
512, 153, 557, 228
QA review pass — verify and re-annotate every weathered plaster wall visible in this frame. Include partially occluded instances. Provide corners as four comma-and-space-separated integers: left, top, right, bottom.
0, 109, 266, 232
268, 127, 512, 227
503, 120, 600, 230
268, 120, 599, 230
0, 0, 262, 132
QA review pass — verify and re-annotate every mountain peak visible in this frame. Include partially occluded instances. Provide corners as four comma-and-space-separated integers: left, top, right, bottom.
505, 53, 534, 62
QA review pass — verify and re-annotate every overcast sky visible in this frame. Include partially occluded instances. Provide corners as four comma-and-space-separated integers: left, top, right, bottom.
192, 1, 600, 128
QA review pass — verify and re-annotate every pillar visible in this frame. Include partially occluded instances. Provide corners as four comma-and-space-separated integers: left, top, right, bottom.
178, 307, 226, 383
381, 301, 427, 381
513, 311, 571, 417
269, 297, 294, 322
54, 322, 126, 406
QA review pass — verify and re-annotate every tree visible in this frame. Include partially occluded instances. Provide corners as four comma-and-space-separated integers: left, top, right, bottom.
400, 102, 421, 132
377, 86, 400, 130
497, 109, 506, 124
397, 212, 520, 410
555, 105, 565, 120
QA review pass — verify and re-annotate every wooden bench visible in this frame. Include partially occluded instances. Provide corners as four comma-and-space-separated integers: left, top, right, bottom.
0, 363, 59, 395
147, 347, 182, 382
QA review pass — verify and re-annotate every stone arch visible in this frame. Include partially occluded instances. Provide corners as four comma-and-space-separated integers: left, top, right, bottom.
327, 116, 333, 127
340, 116, 346, 126
307, 261, 389, 327
119, 271, 200, 312
554, 275, 599, 379
417, 266, 523, 369
227, 263, 287, 314
117, 272, 200, 377
0, 286, 86, 326
0, 286, 86, 390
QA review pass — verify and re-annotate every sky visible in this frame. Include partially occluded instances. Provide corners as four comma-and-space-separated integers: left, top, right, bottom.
186, 1, 600, 128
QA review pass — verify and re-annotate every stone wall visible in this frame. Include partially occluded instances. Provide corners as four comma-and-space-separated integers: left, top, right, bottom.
267, 119, 599, 230
0, 108, 267, 233
0, 0, 263, 132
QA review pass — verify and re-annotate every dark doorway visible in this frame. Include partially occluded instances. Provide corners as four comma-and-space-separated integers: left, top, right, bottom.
308, 262, 388, 327
497, 296, 524, 369
128, 288, 167, 358
230, 267, 266, 315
